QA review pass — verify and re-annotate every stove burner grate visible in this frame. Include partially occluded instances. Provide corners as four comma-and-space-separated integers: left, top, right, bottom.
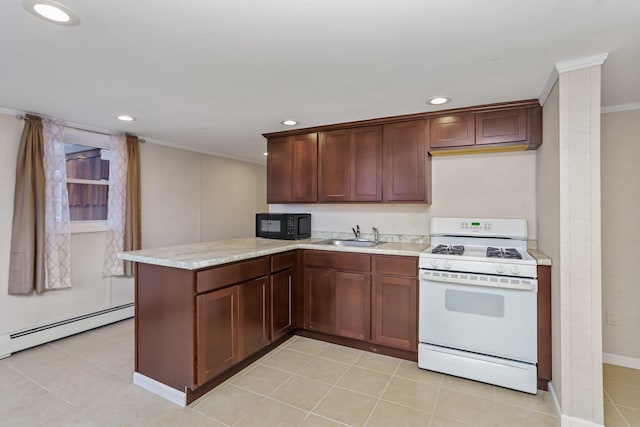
486, 247, 522, 259
432, 245, 465, 255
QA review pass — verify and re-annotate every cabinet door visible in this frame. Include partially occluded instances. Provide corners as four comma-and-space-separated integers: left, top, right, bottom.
351, 126, 382, 201
271, 268, 295, 340
335, 272, 371, 340
475, 109, 527, 145
383, 121, 427, 202
319, 130, 351, 202
267, 137, 292, 203
304, 268, 336, 334
196, 286, 239, 385
372, 275, 417, 350
429, 114, 475, 148
291, 133, 318, 202
239, 277, 270, 359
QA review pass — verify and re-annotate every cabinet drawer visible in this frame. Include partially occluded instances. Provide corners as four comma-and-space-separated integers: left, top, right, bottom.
304, 250, 371, 272
271, 251, 296, 273
197, 257, 270, 294
374, 255, 417, 277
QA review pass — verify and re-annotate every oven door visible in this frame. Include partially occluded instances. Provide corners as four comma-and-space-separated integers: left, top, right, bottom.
419, 270, 537, 363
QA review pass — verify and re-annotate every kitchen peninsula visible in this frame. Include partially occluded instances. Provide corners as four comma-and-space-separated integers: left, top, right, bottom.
118, 237, 428, 406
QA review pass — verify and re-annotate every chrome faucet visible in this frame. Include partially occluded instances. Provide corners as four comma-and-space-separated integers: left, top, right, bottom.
352, 225, 360, 239
372, 227, 380, 243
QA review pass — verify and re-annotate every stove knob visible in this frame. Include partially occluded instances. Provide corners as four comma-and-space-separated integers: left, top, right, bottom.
511, 265, 521, 275
444, 260, 453, 269
430, 259, 439, 268
496, 264, 505, 274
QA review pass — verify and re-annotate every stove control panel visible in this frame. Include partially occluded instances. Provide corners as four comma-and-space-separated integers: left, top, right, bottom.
460, 220, 492, 232
431, 217, 528, 240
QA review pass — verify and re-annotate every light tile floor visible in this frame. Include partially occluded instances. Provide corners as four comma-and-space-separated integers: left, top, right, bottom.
604, 363, 640, 427
0, 319, 634, 426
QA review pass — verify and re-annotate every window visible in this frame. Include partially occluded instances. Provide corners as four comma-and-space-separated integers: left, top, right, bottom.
63, 128, 112, 233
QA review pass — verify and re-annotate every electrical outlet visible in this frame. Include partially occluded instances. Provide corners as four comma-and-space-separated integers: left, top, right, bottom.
606, 310, 618, 326
409, 215, 418, 229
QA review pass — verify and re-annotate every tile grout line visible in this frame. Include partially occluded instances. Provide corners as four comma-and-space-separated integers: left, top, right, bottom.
603, 388, 632, 427
362, 357, 402, 427
426, 367, 445, 427
302, 341, 366, 424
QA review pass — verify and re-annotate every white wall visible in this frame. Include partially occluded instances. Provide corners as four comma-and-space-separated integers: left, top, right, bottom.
0, 113, 267, 337
140, 143, 202, 248
200, 155, 266, 241
273, 150, 538, 239
601, 108, 640, 363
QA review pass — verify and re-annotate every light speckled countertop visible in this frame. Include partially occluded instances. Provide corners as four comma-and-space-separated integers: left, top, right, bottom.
527, 249, 552, 266
118, 237, 429, 270
118, 237, 553, 270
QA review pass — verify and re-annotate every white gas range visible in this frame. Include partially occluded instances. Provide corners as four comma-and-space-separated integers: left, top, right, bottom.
418, 217, 538, 394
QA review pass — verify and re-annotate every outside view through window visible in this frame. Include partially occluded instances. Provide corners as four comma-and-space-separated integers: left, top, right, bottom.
64, 143, 110, 221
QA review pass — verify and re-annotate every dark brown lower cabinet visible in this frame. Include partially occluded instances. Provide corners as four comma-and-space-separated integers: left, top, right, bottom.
335, 272, 371, 340
537, 265, 552, 390
372, 275, 417, 351
304, 264, 371, 341
197, 277, 271, 386
196, 286, 239, 386
270, 268, 295, 340
239, 277, 270, 359
304, 268, 337, 334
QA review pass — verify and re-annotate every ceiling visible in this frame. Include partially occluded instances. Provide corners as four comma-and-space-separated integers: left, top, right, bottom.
1, 0, 639, 164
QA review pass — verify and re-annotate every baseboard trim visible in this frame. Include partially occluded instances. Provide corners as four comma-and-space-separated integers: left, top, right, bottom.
0, 304, 134, 359
548, 381, 562, 417
549, 381, 605, 427
133, 373, 186, 407
560, 414, 604, 427
603, 352, 640, 370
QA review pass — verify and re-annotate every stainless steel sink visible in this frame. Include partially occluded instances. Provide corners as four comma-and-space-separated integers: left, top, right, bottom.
319, 239, 384, 247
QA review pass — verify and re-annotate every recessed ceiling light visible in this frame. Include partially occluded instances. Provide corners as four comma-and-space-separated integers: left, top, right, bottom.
428, 97, 451, 105
281, 120, 298, 126
263, 152, 269, 156
23, 0, 80, 26
117, 115, 136, 122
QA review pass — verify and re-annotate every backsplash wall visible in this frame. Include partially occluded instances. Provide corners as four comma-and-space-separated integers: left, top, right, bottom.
271, 150, 538, 239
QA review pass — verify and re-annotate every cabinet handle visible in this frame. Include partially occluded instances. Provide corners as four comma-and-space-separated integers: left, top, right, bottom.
288, 274, 292, 326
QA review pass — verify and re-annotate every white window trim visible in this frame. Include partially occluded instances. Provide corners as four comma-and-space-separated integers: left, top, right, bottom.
65, 127, 112, 234
71, 220, 109, 233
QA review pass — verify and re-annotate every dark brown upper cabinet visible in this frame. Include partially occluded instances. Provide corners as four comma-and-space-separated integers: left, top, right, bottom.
318, 126, 382, 202
429, 113, 475, 148
263, 99, 542, 204
382, 120, 429, 202
475, 108, 527, 145
428, 106, 541, 154
267, 133, 318, 203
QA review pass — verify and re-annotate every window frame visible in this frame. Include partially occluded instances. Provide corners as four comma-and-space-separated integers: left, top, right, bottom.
64, 128, 112, 234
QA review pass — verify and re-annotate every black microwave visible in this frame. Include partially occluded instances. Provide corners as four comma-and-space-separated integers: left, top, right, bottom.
256, 213, 311, 240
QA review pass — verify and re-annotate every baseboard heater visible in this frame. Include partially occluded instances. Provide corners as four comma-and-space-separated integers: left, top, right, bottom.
0, 303, 134, 359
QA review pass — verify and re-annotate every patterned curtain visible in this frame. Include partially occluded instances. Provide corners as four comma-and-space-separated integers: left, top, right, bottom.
43, 120, 71, 289
103, 134, 127, 276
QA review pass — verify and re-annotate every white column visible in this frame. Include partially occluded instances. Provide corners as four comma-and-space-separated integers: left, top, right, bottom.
557, 53, 607, 426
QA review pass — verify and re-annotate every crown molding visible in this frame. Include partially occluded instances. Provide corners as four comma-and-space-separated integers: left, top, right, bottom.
539, 69, 559, 106
0, 106, 26, 117
555, 53, 609, 74
601, 102, 640, 114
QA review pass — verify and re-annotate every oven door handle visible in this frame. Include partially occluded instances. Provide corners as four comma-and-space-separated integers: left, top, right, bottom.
420, 271, 537, 291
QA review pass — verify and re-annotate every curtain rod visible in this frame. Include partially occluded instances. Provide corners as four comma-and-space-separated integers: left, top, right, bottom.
16, 114, 145, 143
